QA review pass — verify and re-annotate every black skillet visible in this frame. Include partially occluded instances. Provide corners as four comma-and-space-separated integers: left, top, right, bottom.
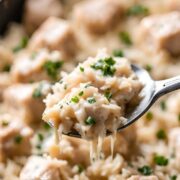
0, 0, 25, 35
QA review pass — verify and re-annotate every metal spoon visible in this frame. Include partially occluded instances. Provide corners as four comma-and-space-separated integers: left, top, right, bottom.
118, 64, 180, 131
61, 64, 180, 138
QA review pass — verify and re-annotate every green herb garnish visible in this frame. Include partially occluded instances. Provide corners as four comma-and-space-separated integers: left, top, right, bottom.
43, 122, 51, 130
2, 64, 11, 72
84, 83, 92, 88
14, 135, 23, 144
79, 91, 84, 96
29, 80, 34, 84
127, 5, 149, 16
12, 37, 29, 53
33, 84, 43, 98
91, 57, 116, 76
178, 113, 180, 122
145, 64, 152, 72
1, 120, 9, 127
31, 52, 37, 59
113, 49, 124, 57
80, 67, 84, 72
160, 101, 167, 111
38, 133, 44, 141
170, 175, 177, 180
77, 164, 84, 173
43, 61, 63, 80
71, 96, 79, 103
104, 91, 112, 101
87, 97, 96, 104
64, 84, 67, 90
119, 31, 132, 45
138, 165, 152, 176
36, 144, 41, 150
154, 155, 168, 166
156, 129, 166, 140
146, 111, 153, 121
85, 116, 96, 125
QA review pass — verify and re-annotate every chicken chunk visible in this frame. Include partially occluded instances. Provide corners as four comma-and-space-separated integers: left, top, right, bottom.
3, 82, 51, 124
167, 0, 180, 11
138, 12, 180, 56
0, 114, 33, 161
0, 73, 11, 101
12, 49, 64, 83
73, 0, 124, 34
23, 0, 64, 34
29, 17, 78, 58
43, 49, 142, 140
44, 135, 90, 166
20, 156, 71, 180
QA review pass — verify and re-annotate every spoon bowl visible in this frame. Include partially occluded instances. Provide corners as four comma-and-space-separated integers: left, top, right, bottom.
119, 64, 180, 130
118, 64, 155, 130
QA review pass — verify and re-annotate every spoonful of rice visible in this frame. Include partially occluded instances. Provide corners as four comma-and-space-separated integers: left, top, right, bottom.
65, 65, 180, 138
43, 50, 180, 139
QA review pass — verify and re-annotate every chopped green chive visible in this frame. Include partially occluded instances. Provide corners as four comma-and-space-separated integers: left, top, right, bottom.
170, 175, 177, 180
38, 133, 44, 142
43, 122, 51, 130
79, 91, 84, 96
77, 164, 84, 173
2, 64, 11, 72
36, 144, 42, 150
29, 80, 34, 84
80, 67, 84, 72
127, 5, 149, 16
178, 113, 180, 122
104, 91, 112, 101
59, 80, 63, 84
87, 97, 96, 104
160, 101, 167, 111
119, 31, 132, 46
91, 57, 116, 76
138, 165, 152, 176
12, 36, 29, 53
145, 64, 152, 72
156, 129, 166, 140
43, 61, 63, 80
84, 83, 92, 88
71, 96, 79, 103
14, 135, 23, 144
85, 116, 96, 125
146, 111, 153, 121
128, 162, 133, 167
31, 52, 37, 59
1, 120, 9, 127
113, 49, 124, 57
64, 84, 67, 90
154, 155, 168, 166
33, 84, 43, 98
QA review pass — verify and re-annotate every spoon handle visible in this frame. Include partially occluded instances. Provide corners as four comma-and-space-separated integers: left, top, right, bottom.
154, 75, 180, 98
